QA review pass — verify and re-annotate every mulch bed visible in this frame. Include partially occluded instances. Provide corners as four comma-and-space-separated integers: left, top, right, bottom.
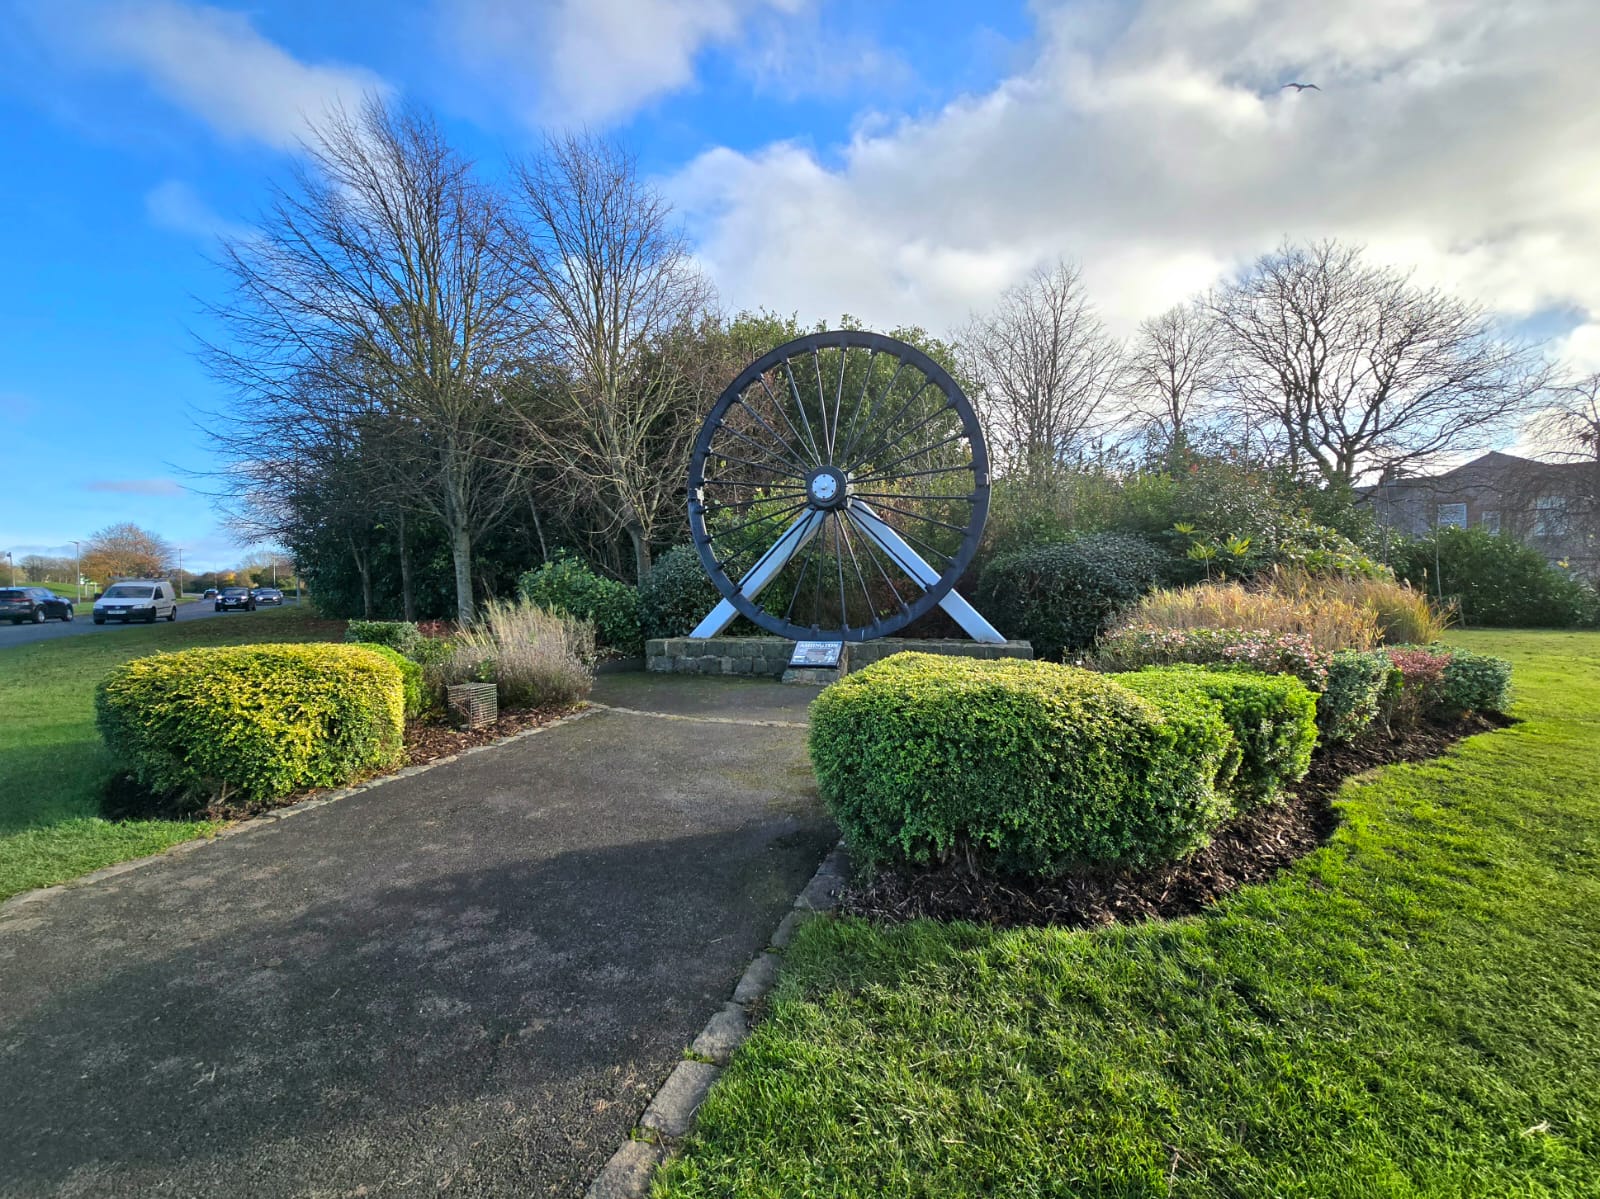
839, 714, 1508, 930
402, 705, 575, 767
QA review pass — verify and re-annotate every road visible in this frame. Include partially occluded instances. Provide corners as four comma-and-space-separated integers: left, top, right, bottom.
0, 598, 299, 649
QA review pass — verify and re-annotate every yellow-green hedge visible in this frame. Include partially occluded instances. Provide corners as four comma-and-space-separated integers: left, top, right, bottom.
95, 643, 405, 809
809, 653, 1235, 875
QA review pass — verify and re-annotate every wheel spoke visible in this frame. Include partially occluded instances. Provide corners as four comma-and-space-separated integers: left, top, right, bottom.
731, 393, 815, 474
846, 399, 955, 476
756, 375, 822, 467
839, 356, 907, 466
851, 497, 971, 536
853, 429, 968, 483
850, 462, 975, 487
843, 509, 909, 611
813, 349, 832, 458
837, 348, 877, 467
711, 422, 811, 477
843, 381, 939, 473
781, 359, 826, 465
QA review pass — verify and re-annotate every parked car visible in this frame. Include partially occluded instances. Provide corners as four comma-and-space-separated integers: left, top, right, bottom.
93, 580, 179, 624
252, 587, 284, 606
216, 586, 255, 612
0, 586, 74, 624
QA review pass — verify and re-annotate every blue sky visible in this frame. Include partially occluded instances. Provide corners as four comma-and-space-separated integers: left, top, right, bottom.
2, 0, 1596, 570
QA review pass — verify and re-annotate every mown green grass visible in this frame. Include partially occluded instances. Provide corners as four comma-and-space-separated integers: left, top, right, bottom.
657, 630, 1600, 1198
0, 606, 345, 900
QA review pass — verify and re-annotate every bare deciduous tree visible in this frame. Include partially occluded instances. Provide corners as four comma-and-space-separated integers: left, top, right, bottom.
960, 259, 1122, 479
204, 97, 528, 622
1123, 300, 1223, 459
510, 133, 714, 580
1208, 240, 1552, 487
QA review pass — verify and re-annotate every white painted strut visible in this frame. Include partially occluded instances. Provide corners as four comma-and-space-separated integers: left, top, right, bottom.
845, 502, 1006, 644
690, 509, 827, 639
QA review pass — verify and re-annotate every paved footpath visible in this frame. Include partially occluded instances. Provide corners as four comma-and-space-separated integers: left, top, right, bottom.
0, 674, 834, 1198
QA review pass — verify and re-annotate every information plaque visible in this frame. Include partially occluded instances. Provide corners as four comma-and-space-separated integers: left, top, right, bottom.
789, 640, 845, 668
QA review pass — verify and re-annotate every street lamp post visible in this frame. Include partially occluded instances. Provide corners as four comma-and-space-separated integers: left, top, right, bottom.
71, 540, 82, 601
176, 547, 183, 597
4, 551, 12, 586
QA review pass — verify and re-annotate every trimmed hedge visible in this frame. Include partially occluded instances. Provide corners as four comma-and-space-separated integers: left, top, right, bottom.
1121, 666, 1317, 807
1319, 649, 1397, 744
808, 654, 1233, 875
639, 544, 723, 641
518, 557, 642, 655
353, 642, 425, 718
345, 620, 422, 657
975, 533, 1172, 659
96, 643, 405, 810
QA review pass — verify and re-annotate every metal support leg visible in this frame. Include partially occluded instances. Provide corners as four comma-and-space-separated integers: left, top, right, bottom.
846, 502, 1006, 643
690, 510, 826, 639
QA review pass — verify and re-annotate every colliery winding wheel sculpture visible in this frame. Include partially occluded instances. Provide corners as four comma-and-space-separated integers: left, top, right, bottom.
687, 330, 1005, 644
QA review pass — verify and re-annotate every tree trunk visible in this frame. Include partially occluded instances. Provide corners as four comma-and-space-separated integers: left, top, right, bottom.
627, 522, 651, 583
396, 509, 416, 623
450, 522, 475, 624
529, 497, 549, 564
350, 537, 373, 618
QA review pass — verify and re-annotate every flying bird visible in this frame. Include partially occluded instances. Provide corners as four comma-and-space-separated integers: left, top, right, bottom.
1280, 82, 1320, 91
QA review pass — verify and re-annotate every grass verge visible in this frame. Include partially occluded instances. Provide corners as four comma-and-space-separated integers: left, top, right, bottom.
0, 606, 345, 900
655, 630, 1600, 1198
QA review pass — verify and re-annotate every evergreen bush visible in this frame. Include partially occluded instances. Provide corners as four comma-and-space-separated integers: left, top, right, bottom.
96, 644, 405, 810
975, 533, 1172, 658
1120, 667, 1317, 806
808, 654, 1233, 875
518, 556, 642, 655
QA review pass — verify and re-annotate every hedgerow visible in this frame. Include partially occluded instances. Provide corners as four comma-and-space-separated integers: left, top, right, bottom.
1090, 625, 1331, 690
353, 641, 425, 718
95, 643, 405, 810
1120, 666, 1317, 807
808, 654, 1232, 876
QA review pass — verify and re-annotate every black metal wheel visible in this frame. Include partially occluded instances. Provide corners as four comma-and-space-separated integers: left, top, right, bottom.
687, 330, 990, 641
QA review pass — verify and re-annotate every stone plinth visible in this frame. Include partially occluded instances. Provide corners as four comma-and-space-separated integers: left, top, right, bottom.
645, 636, 1033, 679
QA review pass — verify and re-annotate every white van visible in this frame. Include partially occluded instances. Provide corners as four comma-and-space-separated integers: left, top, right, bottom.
93, 580, 179, 625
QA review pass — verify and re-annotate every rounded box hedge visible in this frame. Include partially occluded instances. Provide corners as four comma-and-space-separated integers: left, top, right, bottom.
1119, 666, 1317, 806
808, 653, 1234, 876
96, 643, 406, 809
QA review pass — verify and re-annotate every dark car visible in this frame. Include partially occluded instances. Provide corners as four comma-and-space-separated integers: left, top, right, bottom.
202, 588, 219, 599
0, 586, 74, 624
216, 587, 255, 612
252, 587, 284, 606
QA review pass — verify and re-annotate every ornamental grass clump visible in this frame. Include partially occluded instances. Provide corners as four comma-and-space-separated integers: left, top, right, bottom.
809, 654, 1234, 876
95, 643, 405, 810
441, 598, 594, 709
1267, 569, 1452, 645
1123, 581, 1381, 652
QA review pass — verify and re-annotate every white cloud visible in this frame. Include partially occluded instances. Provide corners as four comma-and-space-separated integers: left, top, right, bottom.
86, 479, 186, 496
446, 0, 808, 125
669, 0, 1600, 364
70, 0, 388, 149
144, 179, 252, 241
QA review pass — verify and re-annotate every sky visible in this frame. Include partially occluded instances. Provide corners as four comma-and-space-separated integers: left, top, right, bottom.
2, 0, 1597, 570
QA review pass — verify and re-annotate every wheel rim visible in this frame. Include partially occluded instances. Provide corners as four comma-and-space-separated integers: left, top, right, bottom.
687, 330, 989, 642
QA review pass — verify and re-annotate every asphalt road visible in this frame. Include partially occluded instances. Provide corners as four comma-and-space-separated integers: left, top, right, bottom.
0, 673, 834, 1198
0, 597, 299, 649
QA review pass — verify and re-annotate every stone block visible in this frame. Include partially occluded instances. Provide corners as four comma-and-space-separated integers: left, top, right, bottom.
639, 1060, 721, 1139
690, 1002, 749, 1064
732, 952, 782, 1004
586, 1138, 664, 1199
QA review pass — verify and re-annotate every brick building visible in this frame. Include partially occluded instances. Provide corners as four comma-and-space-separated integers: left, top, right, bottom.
1364, 451, 1599, 580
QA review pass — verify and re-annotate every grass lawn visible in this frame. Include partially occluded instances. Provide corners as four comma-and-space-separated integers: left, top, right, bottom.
657, 630, 1600, 1198
0, 606, 345, 901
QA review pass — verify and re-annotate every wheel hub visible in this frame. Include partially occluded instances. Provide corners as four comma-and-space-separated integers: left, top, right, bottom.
805, 465, 849, 510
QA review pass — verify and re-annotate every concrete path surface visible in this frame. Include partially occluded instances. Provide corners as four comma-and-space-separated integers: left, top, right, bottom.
0, 674, 833, 1198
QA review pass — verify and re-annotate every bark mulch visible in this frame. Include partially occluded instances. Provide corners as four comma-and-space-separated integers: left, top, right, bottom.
402, 704, 576, 767
840, 714, 1506, 930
